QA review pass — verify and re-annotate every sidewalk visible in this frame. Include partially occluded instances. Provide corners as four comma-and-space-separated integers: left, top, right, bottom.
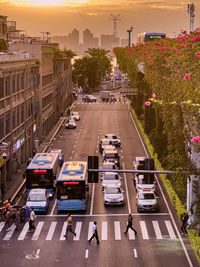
3, 116, 66, 205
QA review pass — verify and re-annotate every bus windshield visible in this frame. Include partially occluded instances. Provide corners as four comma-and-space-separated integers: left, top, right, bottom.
57, 182, 85, 200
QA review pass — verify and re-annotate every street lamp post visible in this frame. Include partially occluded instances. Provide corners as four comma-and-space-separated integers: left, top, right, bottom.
127, 27, 133, 47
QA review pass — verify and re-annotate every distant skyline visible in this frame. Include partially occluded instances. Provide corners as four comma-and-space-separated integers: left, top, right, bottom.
1, 0, 200, 43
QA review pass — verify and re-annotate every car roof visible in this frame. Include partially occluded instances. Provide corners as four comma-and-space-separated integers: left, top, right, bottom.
101, 139, 111, 142
105, 184, 120, 188
104, 150, 118, 154
103, 162, 114, 165
104, 145, 115, 149
105, 134, 116, 137
29, 188, 46, 194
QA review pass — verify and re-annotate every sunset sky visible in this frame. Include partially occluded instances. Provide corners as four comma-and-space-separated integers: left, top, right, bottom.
1, 0, 200, 43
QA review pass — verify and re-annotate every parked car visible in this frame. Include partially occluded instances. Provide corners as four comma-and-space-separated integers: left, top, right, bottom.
26, 188, 49, 213
101, 172, 122, 190
103, 184, 124, 206
104, 134, 121, 147
82, 95, 97, 102
50, 149, 64, 166
136, 191, 158, 212
100, 161, 118, 180
99, 139, 112, 153
65, 118, 76, 129
70, 111, 80, 121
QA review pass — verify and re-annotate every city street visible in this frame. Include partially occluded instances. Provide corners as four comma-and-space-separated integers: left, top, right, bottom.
0, 95, 199, 267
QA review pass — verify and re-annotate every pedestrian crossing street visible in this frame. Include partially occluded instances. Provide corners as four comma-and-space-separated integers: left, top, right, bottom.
0, 219, 178, 242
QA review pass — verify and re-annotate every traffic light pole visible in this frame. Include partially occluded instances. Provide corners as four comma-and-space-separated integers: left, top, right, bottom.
88, 169, 190, 175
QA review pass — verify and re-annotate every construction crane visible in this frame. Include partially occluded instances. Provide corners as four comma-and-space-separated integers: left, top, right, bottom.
110, 14, 120, 37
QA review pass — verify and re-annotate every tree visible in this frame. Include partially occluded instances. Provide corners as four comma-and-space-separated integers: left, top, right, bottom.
72, 48, 112, 92
0, 39, 8, 51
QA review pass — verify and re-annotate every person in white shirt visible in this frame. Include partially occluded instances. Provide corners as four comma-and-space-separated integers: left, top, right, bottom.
88, 221, 100, 245
29, 208, 36, 232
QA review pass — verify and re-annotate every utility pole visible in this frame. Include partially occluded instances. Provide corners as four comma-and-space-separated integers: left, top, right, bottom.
187, 2, 195, 32
127, 27, 133, 47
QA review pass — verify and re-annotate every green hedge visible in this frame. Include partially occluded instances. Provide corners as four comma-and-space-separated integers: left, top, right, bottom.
130, 106, 200, 262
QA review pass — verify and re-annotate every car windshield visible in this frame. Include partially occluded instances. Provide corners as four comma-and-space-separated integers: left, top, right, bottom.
102, 165, 113, 170
69, 120, 74, 123
104, 153, 118, 159
28, 194, 46, 201
104, 174, 119, 180
106, 188, 121, 194
102, 141, 110, 145
139, 193, 155, 200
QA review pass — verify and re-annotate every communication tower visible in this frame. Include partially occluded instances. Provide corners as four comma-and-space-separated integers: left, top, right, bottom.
110, 14, 120, 37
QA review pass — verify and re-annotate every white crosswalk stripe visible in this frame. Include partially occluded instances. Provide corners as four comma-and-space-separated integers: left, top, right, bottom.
73, 221, 82, 241
0, 219, 177, 241
32, 221, 44, 240
152, 221, 163, 239
46, 221, 57, 240
165, 220, 176, 239
18, 222, 29, 240
139, 221, 149, 240
3, 224, 16, 240
114, 221, 121, 240
101, 221, 107, 240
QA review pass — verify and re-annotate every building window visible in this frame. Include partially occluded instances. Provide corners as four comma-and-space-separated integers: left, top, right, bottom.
12, 75, 16, 94
12, 109, 16, 130
0, 78, 4, 99
5, 77, 10, 97
17, 106, 20, 126
0, 117, 4, 139
17, 74, 20, 92
5, 112, 10, 135
21, 73, 25, 90
21, 104, 24, 123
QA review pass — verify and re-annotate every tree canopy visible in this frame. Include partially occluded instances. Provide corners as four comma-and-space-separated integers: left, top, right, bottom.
72, 48, 112, 92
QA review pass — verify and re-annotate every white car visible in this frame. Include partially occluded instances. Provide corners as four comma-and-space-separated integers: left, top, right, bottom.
135, 175, 156, 192
71, 111, 80, 121
104, 134, 121, 147
136, 191, 158, 212
65, 119, 76, 129
26, 188, 49, 213
100, 162, 118, 180
103, 184, 124, 205
102, 145, 116, 157
101, 172, 122, 190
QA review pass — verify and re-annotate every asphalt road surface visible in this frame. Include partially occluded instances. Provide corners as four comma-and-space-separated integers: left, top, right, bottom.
0, 94, 199, 267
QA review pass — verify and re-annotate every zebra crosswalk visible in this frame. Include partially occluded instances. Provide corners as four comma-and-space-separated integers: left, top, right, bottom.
0, 219, 177, 242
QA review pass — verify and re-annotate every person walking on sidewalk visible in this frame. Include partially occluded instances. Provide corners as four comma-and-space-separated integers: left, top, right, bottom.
124, 214, 137, 235
64, 213, 76, 239
88, 221, 100, 245
180, 212, 188, 236
28, 208, 36, 232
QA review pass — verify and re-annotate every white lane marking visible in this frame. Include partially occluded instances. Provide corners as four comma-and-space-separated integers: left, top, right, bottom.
60, 222, 67, 240
0, 222, 5, 232
101, 221, 107, 240
46, 222, 57, 240
72, 150, 74, 154
18, 222, 29, 240
114, 221, 121, 240
139, 221, 149, 239
36, 249, 40, 256
50, 199, 57, 216
85, 249, 89, 259
165, 220, 176, 239
89, 183, 95, 215
122, 162, 131, 214
3, 224, 16, 240
88, 222, 93, 241
32, 221, 44, 240
73, 222, 82, 241
133, 249, 138, 258
129, 106, 193, 266
152, 221, 163, 239
128, 229, 135, 240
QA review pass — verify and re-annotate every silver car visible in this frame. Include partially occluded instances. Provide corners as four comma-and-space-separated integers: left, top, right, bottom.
71, 111, 80, 121
100, 162, 118, 180
136, 191, 158, 212
135, 175, 156, 192
103, 184, 124, 205
101, 172, 122, 190
104, 134, 121, 147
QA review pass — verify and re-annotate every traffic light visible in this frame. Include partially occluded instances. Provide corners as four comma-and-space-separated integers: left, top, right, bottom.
144, 158, 155, 183
192, 178, 199, 197
88, 156, 99, 183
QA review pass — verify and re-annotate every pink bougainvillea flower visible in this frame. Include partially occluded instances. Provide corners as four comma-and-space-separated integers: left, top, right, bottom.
195, 52, 200, 57
184, 73, 192, 80
152, 93, 156, 98
192, 137, 198, 142
145, 101, 151, 106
